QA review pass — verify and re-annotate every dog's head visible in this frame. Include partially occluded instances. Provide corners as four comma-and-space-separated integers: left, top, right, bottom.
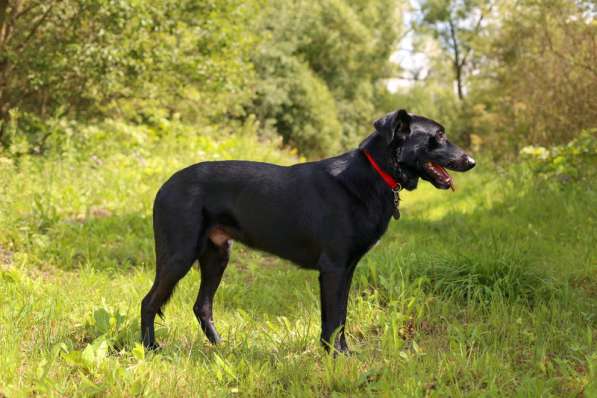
361, 109, 476, 190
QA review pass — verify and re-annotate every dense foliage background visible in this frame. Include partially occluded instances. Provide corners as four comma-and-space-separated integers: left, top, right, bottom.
2, 0, 594, 157
0, 0, 401, 156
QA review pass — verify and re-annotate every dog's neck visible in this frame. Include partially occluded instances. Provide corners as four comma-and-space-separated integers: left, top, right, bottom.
358, 132, 404, 185
362, 149, 401, 191
326, 141, 401, 221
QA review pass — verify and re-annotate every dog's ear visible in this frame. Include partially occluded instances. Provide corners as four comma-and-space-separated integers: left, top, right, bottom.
396, 109, 411, 130
373, 109, 412, 143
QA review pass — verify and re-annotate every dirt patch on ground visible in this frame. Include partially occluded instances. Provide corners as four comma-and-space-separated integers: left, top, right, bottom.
70, 206, 114, 223
0, 245, 13, 270
570, 271, 597, 299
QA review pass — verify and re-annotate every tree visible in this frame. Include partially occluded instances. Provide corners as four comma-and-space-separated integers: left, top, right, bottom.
247, 0, 401, 154
0, 0, 402, 156
0, 0, 256, 148
479, 0, 597, 147
414, 0, 493, 100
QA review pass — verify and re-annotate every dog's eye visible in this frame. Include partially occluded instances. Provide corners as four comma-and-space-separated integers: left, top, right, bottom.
428, 135, 439, 149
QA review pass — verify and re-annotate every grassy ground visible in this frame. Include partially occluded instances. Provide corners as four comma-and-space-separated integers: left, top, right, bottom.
0, 124, 595, 397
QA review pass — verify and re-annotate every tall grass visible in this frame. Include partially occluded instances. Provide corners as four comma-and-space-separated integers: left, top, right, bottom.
0, 126, 595, 396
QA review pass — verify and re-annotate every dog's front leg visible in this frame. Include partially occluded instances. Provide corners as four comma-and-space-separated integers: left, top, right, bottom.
318, 260, 353, 355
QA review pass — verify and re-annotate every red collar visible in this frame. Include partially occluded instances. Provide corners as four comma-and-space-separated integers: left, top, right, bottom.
362, 149, 401, 191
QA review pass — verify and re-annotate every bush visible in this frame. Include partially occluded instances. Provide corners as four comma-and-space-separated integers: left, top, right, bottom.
520, 129, 597, 182
246, 0, 399, 156
251, 54, 342, 156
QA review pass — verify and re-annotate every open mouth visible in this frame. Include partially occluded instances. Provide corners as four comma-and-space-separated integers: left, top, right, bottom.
424, 161, 454, 191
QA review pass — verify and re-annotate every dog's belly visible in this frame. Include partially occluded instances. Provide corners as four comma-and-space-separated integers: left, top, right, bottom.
246, 240, 321, 269
206, 218, 321, 269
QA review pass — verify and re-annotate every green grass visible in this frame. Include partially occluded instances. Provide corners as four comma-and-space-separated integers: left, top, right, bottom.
0, 124, 595, 397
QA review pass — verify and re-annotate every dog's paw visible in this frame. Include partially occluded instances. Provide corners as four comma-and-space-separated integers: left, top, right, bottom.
144, 342, 161, 351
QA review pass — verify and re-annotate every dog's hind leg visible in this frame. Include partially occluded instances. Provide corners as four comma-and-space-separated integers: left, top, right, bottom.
141, 278, 160, 349
141, 248, 196, 350
194, 239, 231, 344
141, 205, 201, 350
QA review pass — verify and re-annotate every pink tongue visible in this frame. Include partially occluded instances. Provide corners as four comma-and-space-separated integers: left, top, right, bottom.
431, 162, 455, 191
431, 163, 450, 179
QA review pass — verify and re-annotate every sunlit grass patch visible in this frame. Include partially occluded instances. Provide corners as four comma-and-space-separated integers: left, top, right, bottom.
0, 131, 595, 396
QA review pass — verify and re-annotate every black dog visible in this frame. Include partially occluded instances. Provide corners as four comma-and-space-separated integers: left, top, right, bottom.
141, 109, 475, 353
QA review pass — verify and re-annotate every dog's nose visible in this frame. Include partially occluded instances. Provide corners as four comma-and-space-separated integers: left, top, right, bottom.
464, 155, 476, 169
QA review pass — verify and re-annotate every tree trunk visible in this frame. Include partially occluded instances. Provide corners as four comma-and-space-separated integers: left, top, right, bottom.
448, 18, 464, 100
0, 0, 13, 126
455, 62, 464, 100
